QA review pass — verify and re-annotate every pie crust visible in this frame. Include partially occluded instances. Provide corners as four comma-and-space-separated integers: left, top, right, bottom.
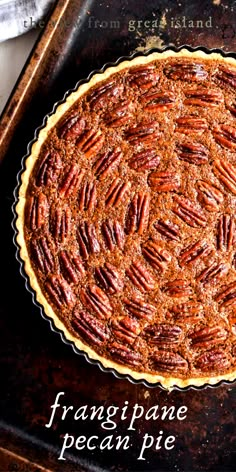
15, 48, 236, 389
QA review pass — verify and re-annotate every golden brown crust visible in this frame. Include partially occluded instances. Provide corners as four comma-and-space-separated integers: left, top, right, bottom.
15, 49, 236, 389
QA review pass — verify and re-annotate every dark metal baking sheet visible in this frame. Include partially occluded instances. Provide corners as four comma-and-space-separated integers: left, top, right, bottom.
1, 0, 236, 471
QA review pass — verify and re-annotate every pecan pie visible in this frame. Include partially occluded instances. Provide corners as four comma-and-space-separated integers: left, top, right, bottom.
15, 49, 236, 388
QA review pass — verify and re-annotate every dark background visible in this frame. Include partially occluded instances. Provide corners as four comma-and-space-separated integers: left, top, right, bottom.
0, 1, 236, 471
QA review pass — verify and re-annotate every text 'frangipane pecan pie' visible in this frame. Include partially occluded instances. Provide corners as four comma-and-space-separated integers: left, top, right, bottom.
15, 49, 236, 389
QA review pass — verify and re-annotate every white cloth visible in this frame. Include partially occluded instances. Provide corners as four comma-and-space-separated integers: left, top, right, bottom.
0, 0, 55, 42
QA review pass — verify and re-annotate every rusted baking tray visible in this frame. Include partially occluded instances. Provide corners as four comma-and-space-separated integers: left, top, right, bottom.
1, 0, 236, 471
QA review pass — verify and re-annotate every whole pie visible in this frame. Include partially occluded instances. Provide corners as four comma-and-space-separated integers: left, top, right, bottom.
15, 49, 236, 389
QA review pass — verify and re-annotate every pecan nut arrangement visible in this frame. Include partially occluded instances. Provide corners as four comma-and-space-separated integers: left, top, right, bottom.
15, 49, 236, 388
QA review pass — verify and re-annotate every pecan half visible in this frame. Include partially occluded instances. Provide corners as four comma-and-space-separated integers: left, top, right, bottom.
162, 279, 193, 298
95, 263, 123, 294
125, 192, 150, 235
189, 325, 227, 348
106, 100, 133, 127
213, 159, 236, 194
101, 219, 125, 251
215, 65, 236, 88
77, 221, 100, 259
89, 80, 124, 110
184, 88, 223, 107
217, 215, 235, 251
59, 250, 85, 284
153, 219, 181, 241
213, 124, 236, 149
76, 129, 104, 157
123, 295, 156, 321
175, 116, 208, 134
58, 114, 86, 140
164, 61, 208, 81
105, 178, 130, 207
197, 180, 223, 211
93, 148, 122, 178
215, 281, 236, 309
128, 64, 159, 90
110, 341, 142, 366
233, 254, 236, 269
141, 91, 176, 111
197, 262, 228, 285
142, 240, 171, 273
173, 195, 207, 227
148, 171, 180, 192
151, 350, 188, 373
227, 100, 236, 117
59, 164, 85, 198
111, 316, 140, 345
176, 142, 208, 165
169, 301, 204, 324
126, 260, 156, 292
194, 349, 230, 371
77, 180, 97, 212
26, 193, 49, 231
126, 121, 159, 145
35, 151, 62, 187
128, 149, 160, 171
45, 275, 76, 308
31, 236, 55, 274
143, 323, 182, 346
179, 240, 211, 265
80, 285, 113, 319
50, 206, 71, 243
72, 310, 109, 346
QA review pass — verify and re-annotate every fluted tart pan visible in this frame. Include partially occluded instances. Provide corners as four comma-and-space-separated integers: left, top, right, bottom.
14, 47, 236, 389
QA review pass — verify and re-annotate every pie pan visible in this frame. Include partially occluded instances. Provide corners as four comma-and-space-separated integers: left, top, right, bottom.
13, 46, 236, 390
